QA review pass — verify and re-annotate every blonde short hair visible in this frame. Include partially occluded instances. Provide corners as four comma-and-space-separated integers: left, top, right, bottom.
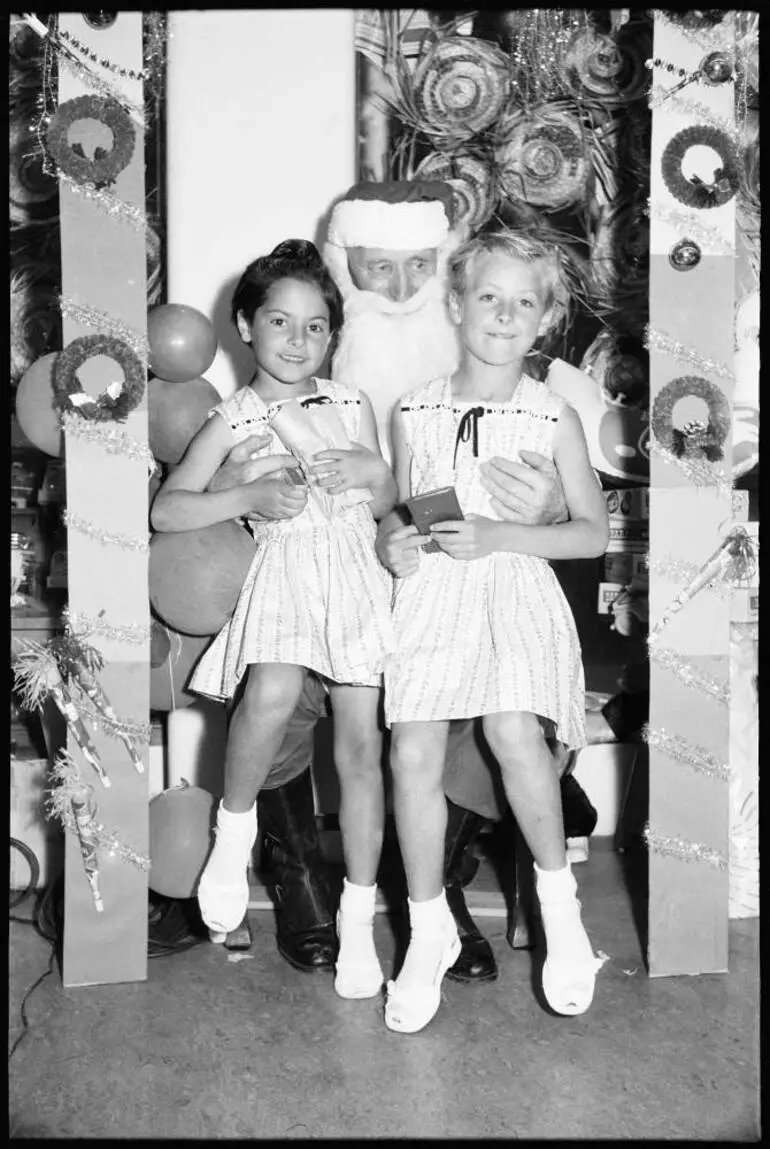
448, 231, 572, 336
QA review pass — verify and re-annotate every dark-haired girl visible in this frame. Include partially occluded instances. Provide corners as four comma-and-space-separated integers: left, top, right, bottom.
152, 240, 397, 1000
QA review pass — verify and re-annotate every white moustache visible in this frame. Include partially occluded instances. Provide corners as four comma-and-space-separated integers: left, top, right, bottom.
343, 273, 449, 318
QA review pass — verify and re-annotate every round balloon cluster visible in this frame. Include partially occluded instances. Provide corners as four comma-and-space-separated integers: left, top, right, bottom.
148, 782, 217, 899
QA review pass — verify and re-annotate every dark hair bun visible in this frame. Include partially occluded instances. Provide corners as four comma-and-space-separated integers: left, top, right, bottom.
269, 238, 323, 267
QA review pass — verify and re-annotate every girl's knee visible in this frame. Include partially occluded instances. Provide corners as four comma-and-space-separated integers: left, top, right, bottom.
337, 733, 381, 773
390, 729, 445, 787
484, 711, 544, 757
243, 664, 305, 721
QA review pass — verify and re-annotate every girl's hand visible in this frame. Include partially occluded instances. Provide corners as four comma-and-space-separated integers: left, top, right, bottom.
429, 515, 497, 561
376, 523, 424, 577
241, 469, 309, 521
310, 443, 387, 493
208, 433, 273, 491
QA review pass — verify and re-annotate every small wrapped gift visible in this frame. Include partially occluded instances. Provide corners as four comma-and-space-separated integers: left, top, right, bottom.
269, 398, 372, 508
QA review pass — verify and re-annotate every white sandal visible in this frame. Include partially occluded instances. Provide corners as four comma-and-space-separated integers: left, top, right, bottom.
384, 927, 461, 1034
542, 951, 604, 1015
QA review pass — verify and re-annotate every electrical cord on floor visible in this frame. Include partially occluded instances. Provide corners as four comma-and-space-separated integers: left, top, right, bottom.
9, 841, 58, 1065
9, 837, 40, 920
8, 949, 56, 1064
9, 844, 209, 1062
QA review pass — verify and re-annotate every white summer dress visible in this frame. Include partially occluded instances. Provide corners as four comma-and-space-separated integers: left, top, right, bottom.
383, 374, 586, 750
189, 379, 395, 700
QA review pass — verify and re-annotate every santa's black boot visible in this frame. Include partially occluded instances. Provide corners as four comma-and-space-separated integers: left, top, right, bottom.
257, 768, 338, 972
444, 799, 498, 983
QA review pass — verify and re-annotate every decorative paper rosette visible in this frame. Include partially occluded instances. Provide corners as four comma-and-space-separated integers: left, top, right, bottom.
9, 122, 58, 220
10, 270, 61, 383
579, 330, 648, 410
412, 36, 509, 142
494, 108, 590, 212
414, 151, 496, 233
588, 199, 648, 305
562, 25, 650, 105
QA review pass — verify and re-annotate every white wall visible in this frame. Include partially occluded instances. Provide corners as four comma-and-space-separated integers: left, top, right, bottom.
166, 9, 356, 400
163, 10, 355, 799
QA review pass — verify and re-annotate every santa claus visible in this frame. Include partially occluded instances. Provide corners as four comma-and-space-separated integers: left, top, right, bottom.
208, 180, 594, 979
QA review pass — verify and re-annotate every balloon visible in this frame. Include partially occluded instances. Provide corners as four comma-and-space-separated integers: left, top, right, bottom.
147, 303, 217, 383
149, 520, 256, 636
548, 358, 649, 482
150, 619, 171, 667
150, 622, 213, 711
149, 467, 163, 511
148, 375, 220, 465
148, 784, 217, 898
14, 353, 63, 457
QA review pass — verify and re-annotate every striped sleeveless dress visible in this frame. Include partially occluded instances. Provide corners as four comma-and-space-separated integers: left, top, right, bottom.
189, 379, 394, 700
384, 374, 586, 750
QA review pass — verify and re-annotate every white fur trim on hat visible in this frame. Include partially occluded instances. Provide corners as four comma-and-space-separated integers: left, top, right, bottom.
327, 199, 450, 250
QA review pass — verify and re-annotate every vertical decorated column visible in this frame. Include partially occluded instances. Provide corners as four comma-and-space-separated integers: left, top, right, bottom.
51, 12, 151, 986
646, 12, 741, 976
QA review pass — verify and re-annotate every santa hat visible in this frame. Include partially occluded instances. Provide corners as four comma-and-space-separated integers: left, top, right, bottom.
326, 180, 455, 251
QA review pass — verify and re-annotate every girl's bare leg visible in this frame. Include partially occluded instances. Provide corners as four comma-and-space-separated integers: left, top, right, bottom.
223, 663, 307, 812
328, 684, 385, 887
390, 721, 449, 902
483, 711, 601, 1016
199, 663, 305, 935
385, 721, 461, 1033
328, 683, 386, 999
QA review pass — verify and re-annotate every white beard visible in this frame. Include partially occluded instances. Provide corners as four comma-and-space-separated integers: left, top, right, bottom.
325, 243, 459, 460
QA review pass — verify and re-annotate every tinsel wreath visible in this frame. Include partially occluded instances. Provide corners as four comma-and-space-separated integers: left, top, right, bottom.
45, 94, 137, 189
661, 124, 740, 210
651, 375, 731, 462
52, 334, 146, 423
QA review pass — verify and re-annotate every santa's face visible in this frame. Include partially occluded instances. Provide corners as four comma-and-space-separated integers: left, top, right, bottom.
323, 234, 459, 458
346, 246, 438, 302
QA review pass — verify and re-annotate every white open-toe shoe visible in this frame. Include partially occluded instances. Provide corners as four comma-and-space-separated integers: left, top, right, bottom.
384, 930, 461, 1034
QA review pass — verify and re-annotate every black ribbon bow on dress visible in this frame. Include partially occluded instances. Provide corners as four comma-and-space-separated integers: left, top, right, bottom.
453, 406, 486, 469
301, 395, 333, 408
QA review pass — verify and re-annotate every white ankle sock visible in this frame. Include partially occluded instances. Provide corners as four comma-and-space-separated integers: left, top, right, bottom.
339, 877, 377, 920
398, 890, 457, 989
534, 862, 595, 967
335, 878, 382, 998
197, 802, 257, 934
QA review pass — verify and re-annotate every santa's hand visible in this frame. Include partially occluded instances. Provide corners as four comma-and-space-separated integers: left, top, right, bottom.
376, 522, 424, 577
310, 443, 386, 493
208, 433, 273, 492
480, 450, 568, 525
430, 515, 496, 561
